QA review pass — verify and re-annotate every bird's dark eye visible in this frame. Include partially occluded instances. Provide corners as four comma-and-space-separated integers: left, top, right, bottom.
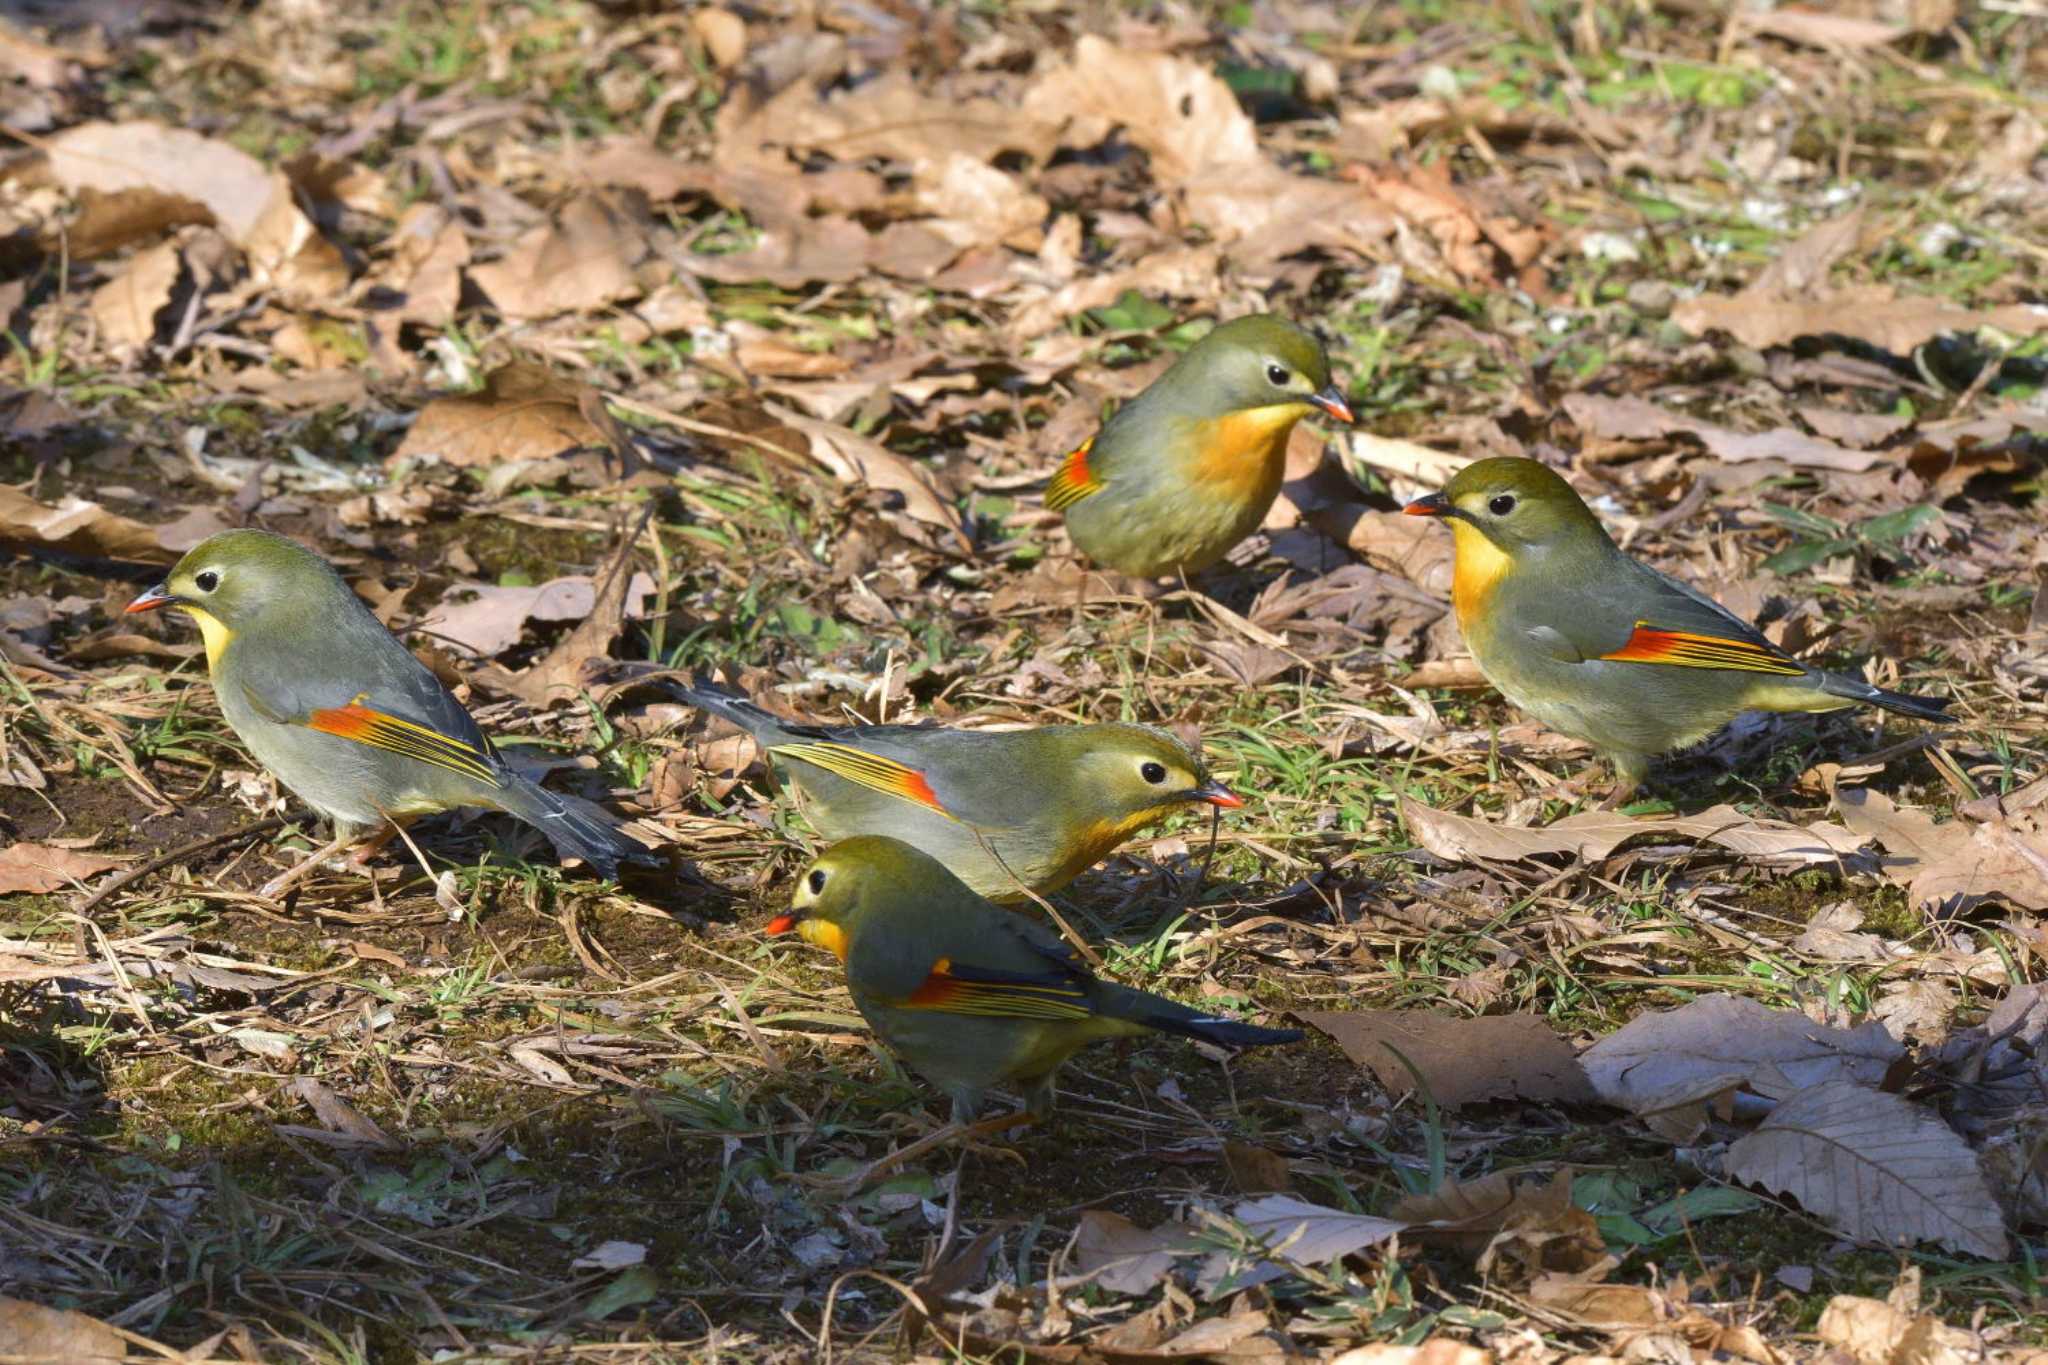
193, 570, 219, 592
1488, 494, 1517, 517
806, 869, 827, 895
1265, 363, 1290, 386
1140, 761, 1168, 785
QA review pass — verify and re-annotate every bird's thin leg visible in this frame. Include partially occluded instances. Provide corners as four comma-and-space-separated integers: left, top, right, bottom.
258, 828, 359, 901
813, 1110, 1033, 1193
345, 823, 402, 866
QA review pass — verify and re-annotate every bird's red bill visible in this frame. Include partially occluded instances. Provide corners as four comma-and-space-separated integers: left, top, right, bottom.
125, 585, 171, 613
305, 701, 502, 784
1598, 623, 1807, 676
1043, 436, 1103, 511
764, 913, 798, 936
773, 741, 949, 817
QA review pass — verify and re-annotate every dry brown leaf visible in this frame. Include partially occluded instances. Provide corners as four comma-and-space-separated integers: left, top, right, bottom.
381, 202, 470, 328
291, 1076, 396, 1148
64, 186, 209, 260
1228, 1195, 1404, 1264
1392, 1168, 1586, 1256
1222, 1141, 1291, 1195
691, 7, 747, 70
1071, 1209, 1190, 1295
426, 573, 654, 659
1524, 1274, 1670, 1330
0, 841, 123, 893
47, 121, 344, 301
1466, 1172, 1606, 1284
392, 361, 632, 472
470, 194, 647, 320
763, 402, 969, 555
478, 528, 639, 709
1837, 786, 2048, 911
1344, 162, 1545, 285
1668, 213, 2048, 356
1725, 1079, 2009, 1258
1732, 7, 1906, 51
88, 237, 179, 349
1816, 1291, 1978, 1365
1299, 1010, 1595, 1108
0, 1295, 129, 1362
1564, 393, 1880, 472
1581, 994, 1902, 1131
1328, 1341, 1491, 1365
0, 486, 181, 563
1024, 35, 1259, 186
1401, 797, 1866, 866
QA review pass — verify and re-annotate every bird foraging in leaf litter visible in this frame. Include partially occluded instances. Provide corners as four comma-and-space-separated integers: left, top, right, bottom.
1047, 314, 1352, 578
1404, 456, 1951, 804
767, 836, 1301, 1123
127, 529, 656, 897
670, 678, 1241, 902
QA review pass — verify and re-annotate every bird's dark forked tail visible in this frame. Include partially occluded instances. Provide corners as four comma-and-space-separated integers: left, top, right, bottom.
1135, 998, 1302, 1049
1820, 672, 1953, 724
508, 780, 659, 881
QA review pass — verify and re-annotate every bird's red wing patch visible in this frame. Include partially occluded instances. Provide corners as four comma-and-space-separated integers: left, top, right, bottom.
305, 701, 502, 785
903, 958, 1093, 1020
772, 742, 951, 818
1043, 436, 1103, 511
1599, 623, 1808, 676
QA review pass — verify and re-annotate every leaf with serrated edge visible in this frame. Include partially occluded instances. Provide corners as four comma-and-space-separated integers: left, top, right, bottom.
1726, 1079, 2009, 1258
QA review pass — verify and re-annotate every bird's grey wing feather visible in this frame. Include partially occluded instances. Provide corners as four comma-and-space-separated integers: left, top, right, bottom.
231, 610, 498, 757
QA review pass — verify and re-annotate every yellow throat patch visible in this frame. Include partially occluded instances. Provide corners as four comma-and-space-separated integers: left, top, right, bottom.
179, 605, 236, 670
798, 917, 849, 962
1448, 519, 1512, 633
1192, 402, 1311, 502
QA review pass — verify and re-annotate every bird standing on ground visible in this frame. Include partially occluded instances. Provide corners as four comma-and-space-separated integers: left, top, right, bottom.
671, 679, 1240, 901
127, 530, 654, 896
1404, 457, 1951, 803
767, 836, 1301, 1121
1048, 314, 1353, 578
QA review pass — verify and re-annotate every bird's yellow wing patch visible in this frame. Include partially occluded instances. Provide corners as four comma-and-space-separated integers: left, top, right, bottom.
1599, 623, 1808, 675
772, 742, 952, 818
1044, 436, 1103, 511
305, 698, 502, 785
902, 957, 1094, 1019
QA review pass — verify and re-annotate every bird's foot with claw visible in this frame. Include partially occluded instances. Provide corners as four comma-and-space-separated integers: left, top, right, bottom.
258, 830, 382, 901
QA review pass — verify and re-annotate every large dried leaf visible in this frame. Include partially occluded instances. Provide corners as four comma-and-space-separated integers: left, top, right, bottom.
0, 1296, 128, 1362
1227, 1195, 1404, 1264
392, 361, 634, 472
1564, 392, 1880, 472
1400, 797, 1867, 866
469, 194, 647, 321
0, 842, 123, 894
1836, 787, 2048, 911
1725, 1080, 2009, 1258
0, 486, 180, 563
1582, 994, 1902, 1130
1025, 35, 1259, 185
87, 238, 179, 349
1300, 1010, 1595, 1108
48, 121, 344, 298
1668, 210, 2048, 355
763, 403, 969, 555
1072, 1210, 1191, 1295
